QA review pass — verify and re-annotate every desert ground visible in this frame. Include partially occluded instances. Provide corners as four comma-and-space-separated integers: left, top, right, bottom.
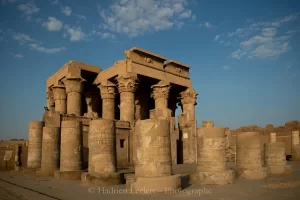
0, 161, 300, 200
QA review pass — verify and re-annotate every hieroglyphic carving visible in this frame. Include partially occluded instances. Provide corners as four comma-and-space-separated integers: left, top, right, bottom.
179, 87, 198, 105
115, 74, 139, 93
151, 80, 171, 100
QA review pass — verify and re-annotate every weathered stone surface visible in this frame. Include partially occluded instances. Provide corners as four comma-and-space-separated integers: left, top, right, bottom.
265, 142, 291, 176
192, 127, 234, 185
58, 121, 82, 177
27, 121, 44, 169
292, 131, 300, 161
236, 132, 267, 180
38, 127, 60, 176
88, 119, 116, 174
99, 81, 116, 120
52, 85, 67, 114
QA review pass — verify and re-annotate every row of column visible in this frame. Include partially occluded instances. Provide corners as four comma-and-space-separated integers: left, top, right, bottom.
47, 73, 197, 123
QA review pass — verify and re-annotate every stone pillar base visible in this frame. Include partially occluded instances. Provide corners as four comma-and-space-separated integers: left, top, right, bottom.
267, 165, 291, 176
236, 167, 267, 180
126, 175, 181, 193
190, 170, 235, 185
54, 170, 82, 180
36, 169, 57, 177
81, 172, 124, 186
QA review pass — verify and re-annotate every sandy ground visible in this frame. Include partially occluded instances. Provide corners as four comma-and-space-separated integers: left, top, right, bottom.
0, 161, 300, 200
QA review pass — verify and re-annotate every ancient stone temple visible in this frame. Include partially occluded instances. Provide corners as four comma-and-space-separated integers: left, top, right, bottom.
25, 47, 198, 183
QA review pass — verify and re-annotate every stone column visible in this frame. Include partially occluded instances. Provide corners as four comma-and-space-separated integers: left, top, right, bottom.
292, 131, 300, 160
54, 121, 82, 180
270, 132, 276, 143
150, 80, 172, 119
265, 142, 291, 176
178, 88, 198, 164
81, 119, 122, 186
127, 119, 181, 192
46, 89, 55, 111
191, 127, 235, 185
37, 127, 60, 176
99, 81, 116, 120
83, 88, 100, 119
179, 88, 198, 121
27, 121, 44, 169
236, 132, 267, 180
52, 85, 67, 114
115, 73, 139, 122
63, 74, 86, 116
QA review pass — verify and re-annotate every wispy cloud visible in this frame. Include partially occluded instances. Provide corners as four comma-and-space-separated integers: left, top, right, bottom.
286, 30, 300, 34
98, 0, 195, 37
214, 34, 220, 40
13, 33, 38, 44
14, 54, 24, 58
18, 2, 40, 15
29, 44, 66, 54
42, 17, 63, 31
223, 65, 231, 70
227, 13, 299, 60
199, 21, 214, 28
61, 6, 72, 16
64, 25, 85, 41
50, 0, 59, 5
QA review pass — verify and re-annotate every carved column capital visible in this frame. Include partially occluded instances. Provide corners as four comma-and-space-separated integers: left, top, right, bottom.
98, 82, 116, 99
179, 87, 198, 105
151, 80, 171, 100
63, 74, 86, 94
115, 74, 139, 93
52, 85, 67, 100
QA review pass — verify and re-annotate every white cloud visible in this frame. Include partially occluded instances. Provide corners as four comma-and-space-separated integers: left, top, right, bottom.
13, 33, 37, 44
75, 14, 87, 20
50, 0, 59, 4
61, 6, 72, 16
228, 13, 299, 60
199, 21, 214, 28
29, 43, 66, 54
286, 30, 300, 34
42, 17, 63, 31
88, 30, 115, 39
18, 2, 40, 15
14, 54, 24, 58
64, 26, 85, 41
98, 0, 195, 37
223, 65, 231, 70
214, 35, 220, 40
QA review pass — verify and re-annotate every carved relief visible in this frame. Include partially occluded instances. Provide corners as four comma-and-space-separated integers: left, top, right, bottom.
63, 74, 86, 94
163, 60, 190, 78
47, 90, 55, 110
179, 87, 198, 105
99, 84, 116, 99
52, 85, 67, 100
115, 74, 139, 93
151, 80, 171, 100
178, 113, 193, 129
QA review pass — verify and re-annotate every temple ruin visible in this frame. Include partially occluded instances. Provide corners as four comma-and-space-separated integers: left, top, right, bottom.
1, 47, 300, 192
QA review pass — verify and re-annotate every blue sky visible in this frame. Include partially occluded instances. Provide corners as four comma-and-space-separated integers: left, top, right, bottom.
0, 0, 299, 140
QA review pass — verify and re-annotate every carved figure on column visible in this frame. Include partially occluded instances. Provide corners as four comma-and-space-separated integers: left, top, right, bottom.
99, 80, 117, 120
52, 84, 67, 114
63, 73, 86, 116
84, 86, 99, 119
46, 89, 55, 111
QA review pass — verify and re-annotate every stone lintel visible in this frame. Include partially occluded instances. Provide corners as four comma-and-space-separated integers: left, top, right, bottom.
164, 60, 190, 69
125, 47, 168, 63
